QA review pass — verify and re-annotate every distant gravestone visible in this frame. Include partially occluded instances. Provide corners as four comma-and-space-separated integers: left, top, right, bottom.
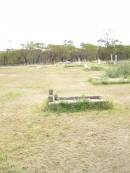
114, 55, 118, 64
84, 63, 91, 70
97, 58, 101, 64
49, 89, 53, 95
110, 54, 113, 63
48, 96, 54, 102
48, 89, 54, 102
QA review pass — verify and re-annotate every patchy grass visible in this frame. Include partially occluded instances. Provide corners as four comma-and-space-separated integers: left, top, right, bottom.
0, 164, 28, 173
64, 64, 84, 68
89, 77, 130, 85
0, 91, 23, 102
0, 64, 130, 172
0, 152, 7, 162
106, 67, 120, 78
44, 101, 113, 113
90, 65, 104, 71
19, 167, 28, 173
106, 63, 130, 78
89, 62, 130, 85
84, 62, 109, 71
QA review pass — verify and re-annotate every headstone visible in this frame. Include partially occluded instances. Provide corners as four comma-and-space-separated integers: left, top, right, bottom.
114, 55, 118, 64
84, 64, 91, 70
97, 58, 101, 64
48, 96, 54, 102
49, 89, 53, 95
54, 94, 58, 100
110, 54, 113, 63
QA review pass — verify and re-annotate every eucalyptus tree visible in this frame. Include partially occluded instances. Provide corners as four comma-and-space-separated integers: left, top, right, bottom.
80, 43, 98, 60
97, 29, 120, 61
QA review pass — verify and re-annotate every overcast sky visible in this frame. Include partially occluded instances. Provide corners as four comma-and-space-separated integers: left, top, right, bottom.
0, 0, 130, 49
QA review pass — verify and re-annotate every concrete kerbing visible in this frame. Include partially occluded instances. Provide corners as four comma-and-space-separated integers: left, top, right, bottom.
48, 90, 106, 105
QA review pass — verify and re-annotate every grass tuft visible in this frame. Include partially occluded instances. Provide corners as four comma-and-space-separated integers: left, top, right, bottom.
19, 167, 28, 173
106, 63, 130, 78
44, 101, 113, 113
0, 152, 7, 162
88, 77, 130, 85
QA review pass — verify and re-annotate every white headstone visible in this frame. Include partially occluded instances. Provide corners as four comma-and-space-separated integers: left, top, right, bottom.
97, 58, 101, 64
114, 55, 118, 64
110, 54, 113, 63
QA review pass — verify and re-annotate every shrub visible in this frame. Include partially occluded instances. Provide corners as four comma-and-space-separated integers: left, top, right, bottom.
118, 63, 130, 78
106, 63, 130, 78
106, 67, 120, 78
0, 152, 7, 162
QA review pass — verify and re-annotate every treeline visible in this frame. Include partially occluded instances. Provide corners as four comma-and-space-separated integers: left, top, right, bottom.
0, 41, 130, 65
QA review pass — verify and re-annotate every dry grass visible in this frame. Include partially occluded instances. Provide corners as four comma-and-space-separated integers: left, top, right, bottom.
0, 64, 130, 172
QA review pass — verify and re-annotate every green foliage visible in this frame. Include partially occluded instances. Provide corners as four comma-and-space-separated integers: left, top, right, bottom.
0, 41, 130, 66
19, 167, 28, 173
44, 101, 113, 113
89, 62, 130, 85
1, 165, 28, 173
0, 152, 7, 162
106, 63, 130, 78
21, 41, 46, 50
80, 43, 98, 60
90, 64, 105, 71
0, 92, 22, 103
105, 67, 120, 78
89, 77, 130, 85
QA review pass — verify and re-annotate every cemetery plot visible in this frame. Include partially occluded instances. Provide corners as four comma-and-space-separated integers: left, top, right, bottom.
0, 64, 130, 173
45, 89, 113, 112
89, 62, 130, 84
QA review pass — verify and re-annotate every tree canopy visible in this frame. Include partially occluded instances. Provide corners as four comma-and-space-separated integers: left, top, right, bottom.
0, 40, 130, 65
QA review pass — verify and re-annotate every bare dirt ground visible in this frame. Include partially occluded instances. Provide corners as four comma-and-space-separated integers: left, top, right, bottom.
0, 64, 130, 173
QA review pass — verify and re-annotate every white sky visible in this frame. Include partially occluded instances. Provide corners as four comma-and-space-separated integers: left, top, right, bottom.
0, 0, 130, 49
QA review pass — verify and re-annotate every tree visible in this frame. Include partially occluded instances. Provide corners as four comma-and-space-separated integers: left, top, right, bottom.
80, 43, 98, 60
97, 29, 120, 60
21, 41, 46, 50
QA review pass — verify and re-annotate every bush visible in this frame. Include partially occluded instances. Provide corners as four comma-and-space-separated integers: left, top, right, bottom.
106, 63, 130, 78
106, 68, 120, 78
